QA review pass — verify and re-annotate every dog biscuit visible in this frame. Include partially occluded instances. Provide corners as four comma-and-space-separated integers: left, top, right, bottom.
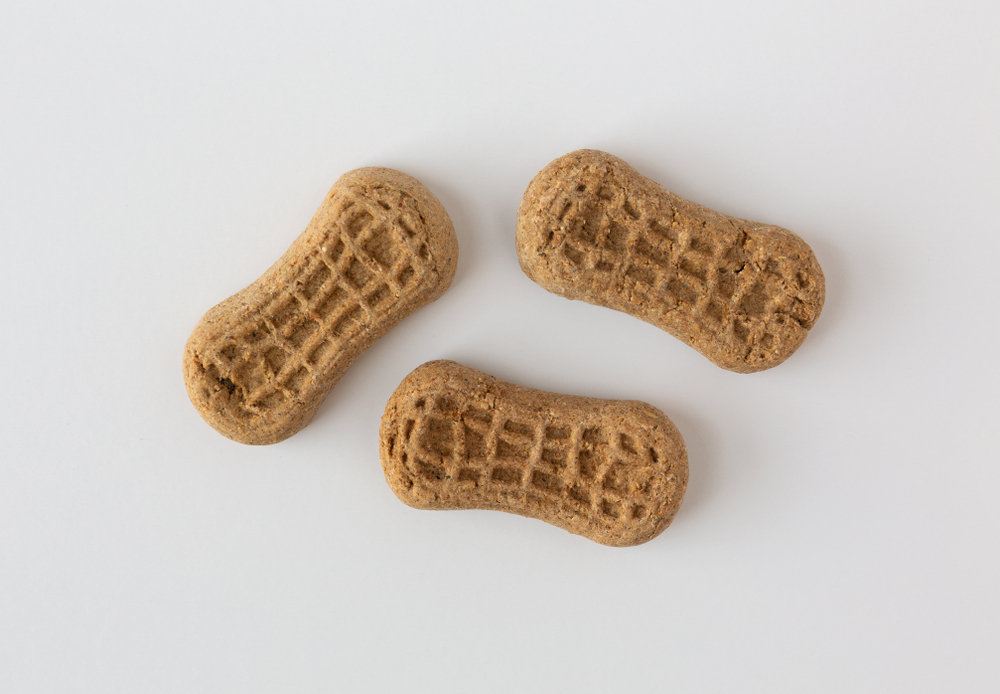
380, 360, 688, 547
516, 149, 825, 373
184, 168, 458, 445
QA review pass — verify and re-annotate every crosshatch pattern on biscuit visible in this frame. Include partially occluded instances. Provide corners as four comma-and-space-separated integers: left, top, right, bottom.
184, 167, 457, 445
380, 362, 688, 547
549, 177, 817, 352
191, 188, 435, 420
517, 150, 825, 373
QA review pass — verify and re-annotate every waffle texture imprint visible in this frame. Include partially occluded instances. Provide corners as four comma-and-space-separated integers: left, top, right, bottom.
184, 168, 458, 444
380, 361, 688, 547
516, 150, 825, 373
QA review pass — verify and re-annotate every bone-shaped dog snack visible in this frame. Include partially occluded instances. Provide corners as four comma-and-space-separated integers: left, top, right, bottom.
517, 150, 825, 373
184, 168, 458, 444
380, 361, 688, 547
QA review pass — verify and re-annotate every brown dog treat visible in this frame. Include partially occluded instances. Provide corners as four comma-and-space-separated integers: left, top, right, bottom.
516, 149, 825, 373
183, 168, 458, 445
379, 360, 688, 547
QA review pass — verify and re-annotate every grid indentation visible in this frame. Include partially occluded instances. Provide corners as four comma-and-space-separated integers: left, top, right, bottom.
196, 189, 434, 418
390, 393, 671, 531
550, 178, 791, 350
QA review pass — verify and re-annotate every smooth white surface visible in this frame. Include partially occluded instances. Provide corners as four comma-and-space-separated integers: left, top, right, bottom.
2, 1, 999, 691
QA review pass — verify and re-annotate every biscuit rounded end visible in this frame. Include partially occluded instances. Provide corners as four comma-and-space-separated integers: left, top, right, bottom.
332, 167, 459, 301
183, 308, 319, 445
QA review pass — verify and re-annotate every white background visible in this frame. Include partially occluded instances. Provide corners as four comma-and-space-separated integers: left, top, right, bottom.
2, 1, 998, 691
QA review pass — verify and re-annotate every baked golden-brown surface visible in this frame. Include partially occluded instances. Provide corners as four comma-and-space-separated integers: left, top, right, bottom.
517, 150, 824, 373
184, 168, 458, 444
380, 360, 688, 547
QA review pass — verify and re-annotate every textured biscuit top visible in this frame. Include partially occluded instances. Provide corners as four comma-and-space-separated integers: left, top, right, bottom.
184, 167, 458, 444
380, 360, 688, 547
516, 150, 825, 373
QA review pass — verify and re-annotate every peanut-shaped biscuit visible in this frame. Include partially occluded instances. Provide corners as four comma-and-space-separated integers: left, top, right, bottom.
516, 150, 825, 373
380, 361, 688, 547
184, 168, 458, 445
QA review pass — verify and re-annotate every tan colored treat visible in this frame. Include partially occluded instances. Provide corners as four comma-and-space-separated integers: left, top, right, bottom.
516, 149, 825, 373
380, 361, 688, 547
184, 168, 458, 445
